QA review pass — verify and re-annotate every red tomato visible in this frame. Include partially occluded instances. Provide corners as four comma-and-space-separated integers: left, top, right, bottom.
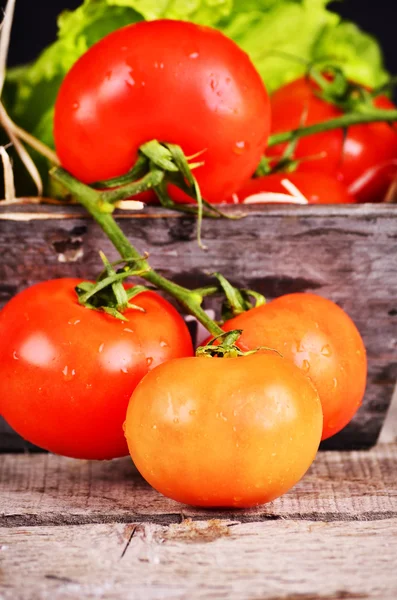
348, 159, 397, 203
125, 353, 322, 508
0, 279, 193, 459
230, 172, 356, 204
221, 293, 367, 440
268, 77, 397, 201
54, 20, 270, 204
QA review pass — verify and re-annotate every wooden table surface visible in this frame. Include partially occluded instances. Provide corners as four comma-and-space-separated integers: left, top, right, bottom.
1, 444, 397, 600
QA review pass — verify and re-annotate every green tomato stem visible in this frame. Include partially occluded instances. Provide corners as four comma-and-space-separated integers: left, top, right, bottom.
51, 167, 223, 338
267, 107, 397, 147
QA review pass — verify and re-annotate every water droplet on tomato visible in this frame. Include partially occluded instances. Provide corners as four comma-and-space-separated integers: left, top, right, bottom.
68, 318, 80, 325
302, 359, 310, 373
159, 63, 164, 69
219, 412, 228, 422
189, 52, 199, 59
152, 425, 157, 430
209, 74, 218, 91
233, 141, 246, 155
72, 102, 79, 110
86, 383, 92, 390
321, 344, 332, 357
160, 340, 168, 348
121, 46, 128, 52
333, 377, 338, 389
124, 328, 134, 333
120, 366, 129, 374
63, 365, 74, 381
99, 343, 105, 353
146, 357, 153, 367
13, 351, 19, 360
173, 417, 179, 424
189, 410, 196, 416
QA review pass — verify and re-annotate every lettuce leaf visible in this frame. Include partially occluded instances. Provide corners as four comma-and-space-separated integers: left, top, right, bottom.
313, 21, 389, 88
220, 0, 338, 92
5, 0, 389, 160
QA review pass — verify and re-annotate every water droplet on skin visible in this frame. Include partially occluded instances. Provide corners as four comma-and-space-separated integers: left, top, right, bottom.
160, 340, 168, 348
302, 359, 310, 373
63, 366, 75, 381
146, 357, 153, 367
321, 344, 332, 357
13, 351, 18, 360
99, 343, 105, 353
233, 141, 246, 155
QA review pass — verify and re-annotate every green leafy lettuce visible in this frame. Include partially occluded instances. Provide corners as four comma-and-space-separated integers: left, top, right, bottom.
5, 0, 389, 154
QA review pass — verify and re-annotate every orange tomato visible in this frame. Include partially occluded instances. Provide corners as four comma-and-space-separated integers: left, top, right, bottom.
222, 293, 367, 440
125, 353, 322, 508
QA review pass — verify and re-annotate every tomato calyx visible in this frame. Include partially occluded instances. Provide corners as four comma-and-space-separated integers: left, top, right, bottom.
75, 251, 150, 321
91, 139, 235, 250
211, 273, 266, 321
307, 66, 385, 115
197, 329, 281, 359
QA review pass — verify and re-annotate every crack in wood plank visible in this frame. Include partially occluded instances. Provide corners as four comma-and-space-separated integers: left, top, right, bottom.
119, 525, 136, 559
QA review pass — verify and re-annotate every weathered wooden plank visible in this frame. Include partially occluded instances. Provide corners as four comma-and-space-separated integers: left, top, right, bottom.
1, 204, 396, 450
1, 519, 397, 600
1, 446, 396, 527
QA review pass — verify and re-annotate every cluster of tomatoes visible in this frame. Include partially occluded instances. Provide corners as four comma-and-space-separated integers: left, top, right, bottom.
0, 280, 366, 508
0, 19, 375, 508
53, 20, 397, 208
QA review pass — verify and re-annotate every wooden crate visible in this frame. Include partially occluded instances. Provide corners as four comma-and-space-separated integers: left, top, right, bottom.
0, 203, 396, 451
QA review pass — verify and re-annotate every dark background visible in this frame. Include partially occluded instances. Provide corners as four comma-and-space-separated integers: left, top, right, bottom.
4, 0, 397, 73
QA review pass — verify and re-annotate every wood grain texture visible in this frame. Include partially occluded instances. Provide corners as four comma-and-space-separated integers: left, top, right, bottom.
1, 447, 397, 600
1, 519, 397, 600
1, 446, 397, 527
0, 204, 396, 450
